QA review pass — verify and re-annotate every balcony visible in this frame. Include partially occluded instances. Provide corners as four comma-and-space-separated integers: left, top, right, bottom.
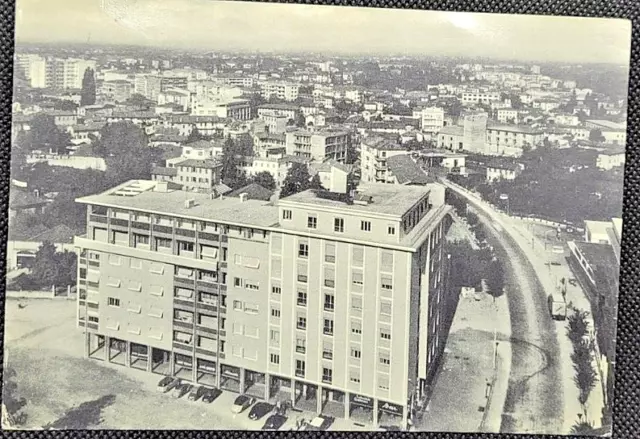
296, 346, 306, 354
173, 319, 194, 330
152, 224, 173, 235
295, 370, 305, 378
198, 232, 219, 243
131, 221, 150, 231
111, 218, 129, 228
322, 351, 333, 360
89, 214, 108, 224
322, 376, 332, 384
175, 228, 196, 238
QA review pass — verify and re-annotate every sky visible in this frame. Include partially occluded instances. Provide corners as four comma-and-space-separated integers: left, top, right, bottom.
14, 0, 632, 64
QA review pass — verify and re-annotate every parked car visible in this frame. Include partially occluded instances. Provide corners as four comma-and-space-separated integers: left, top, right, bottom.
262, 414, 287, 430
201, 388, 222, 404
188, 385, 207, 402
231, 395, 256, 414
248, 402, 274, 420
172, 383, 192, 398
157, 376, 180, 393
303, 415, 334, 431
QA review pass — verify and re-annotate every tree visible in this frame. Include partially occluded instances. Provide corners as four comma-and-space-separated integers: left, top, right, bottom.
125, 93, 153, 109
309, 173, 324, 190
570, 421, 597, 436
95, 121, 148, 158
565, 89, 578, 112
80, 68, 96, 106
220, 136, 245, 189
30, 241, 60, 288
3, 368, 28, 426
486, 259, 505, 299
280, 163, 312, 198
52, 99, 78, 111
18, 114, 70, 154
589, 128, 606, 143
295, 112, 307, 128
251, 171, 276, 191
186, 128, 205, 143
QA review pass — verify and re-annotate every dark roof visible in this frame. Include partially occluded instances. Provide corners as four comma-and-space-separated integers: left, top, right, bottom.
258, 103, 300, 112
574, 241, 619, 282
227, 183, 274, 201
362, 136, 405, 151
386, 154, 431, 185
164, 115, 228, 124
184, 140, 223, 150
175, 158, 222, 169
151, 167, 178, 177
9, 223, 76, 243
9, 190, 48, 210
255, 132, 286, 142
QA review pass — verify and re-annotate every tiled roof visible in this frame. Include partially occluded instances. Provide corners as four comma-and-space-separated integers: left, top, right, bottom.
175, 158, 222, 169
387, 154, 431, 185
227, 183, 274, 201
151, 167, 178, 177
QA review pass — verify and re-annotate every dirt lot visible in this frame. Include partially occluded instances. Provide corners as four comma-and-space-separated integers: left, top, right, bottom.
2, 298, 363, 431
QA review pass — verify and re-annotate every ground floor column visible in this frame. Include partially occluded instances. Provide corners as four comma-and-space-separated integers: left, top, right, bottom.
240, 368, 246, 394
84, 332, 90, 358
146, 345, 152, 372
402, 405, 409, 430
215, 362, 221, 388
344, 392, 350, 419
169, 352, 175, 375
373, 398, 379, 426
264, 373, 270, 400
316, 385, 323, 413
291, 379, 297, 407
104, 335, 111, 362
125, 342, 131, 368
192, 357, 198, 383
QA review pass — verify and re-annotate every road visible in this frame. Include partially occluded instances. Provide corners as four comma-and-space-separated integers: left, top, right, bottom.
445, 182, 565, 434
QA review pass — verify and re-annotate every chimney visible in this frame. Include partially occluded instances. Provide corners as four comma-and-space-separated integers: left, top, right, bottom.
239, 193, 248, 202
155, 181, 169, 193
184, 199, 195, 209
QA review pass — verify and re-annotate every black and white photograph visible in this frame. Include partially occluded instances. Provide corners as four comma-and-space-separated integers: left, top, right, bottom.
2, 0, 631, 435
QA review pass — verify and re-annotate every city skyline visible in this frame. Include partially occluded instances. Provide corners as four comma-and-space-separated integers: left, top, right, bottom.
15, 0, 631, 65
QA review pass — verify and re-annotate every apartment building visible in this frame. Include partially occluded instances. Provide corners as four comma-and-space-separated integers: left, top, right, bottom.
258, 112, 290, 135
460, 91, 500, 105
75, 179, 454, 429
152, 143, 224, 193
260, 82, 300, 101
191, 98, 251, 120
100, 80, 134, 103
285, 129, 350, 163
412, 107, 445, 135
486, 124, 544, 156
257, 104, 301, 121
360, 137, 410, 184
496, 108, 519, 124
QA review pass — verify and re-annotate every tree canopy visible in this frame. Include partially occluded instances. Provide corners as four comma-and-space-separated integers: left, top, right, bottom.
80, 68, 96, 106
251, 171, 277, 191
280, 163, 313, 198
17, 114, 70, 154
220, 136, 253, 189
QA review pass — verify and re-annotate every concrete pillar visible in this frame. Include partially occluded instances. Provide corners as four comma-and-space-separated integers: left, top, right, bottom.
402, 405, 408, 431
170, 352, 175, 375
344, 393, 350, 420
291, 379, 297, 407
146, 345, 152, 372
84, 332, 90, 358
125, 342, 131, 368
373, 399, 379, 426
104, 336, 111, 362
316, 385, 323, 414
192, 357, 198, 383
216, 362, 221, 389
240, 368, 246, 393
264, 373, 270, 400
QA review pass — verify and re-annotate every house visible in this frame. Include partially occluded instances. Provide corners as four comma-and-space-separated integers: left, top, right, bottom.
9, 189, 49, 224
309, 160, 355, 192
585, 120, 627, 145
496, 108, 519, 124
6, 224, 76, 272
596, 147, 626, 171
152, 158, 222, 193
386, 154, 431, 185
254, 132, 287, 157
485, 124, 544, 156
360, 136, 410, 184
66, 122, 107, 145
417, 149, 467, 175
285, 129, 350, 163
227, 183, 274, 202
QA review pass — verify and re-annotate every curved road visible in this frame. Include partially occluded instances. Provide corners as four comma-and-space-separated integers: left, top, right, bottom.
448, 184, 565, 434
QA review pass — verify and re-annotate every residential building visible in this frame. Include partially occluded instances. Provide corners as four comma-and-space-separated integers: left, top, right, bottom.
386, 154, 431, 185
496, 108, 519, 124
260, 82, 300, 101
162, 115, 228, 137
596, 147, 626, 171
462, 111, 489, 154
285, 129, 350, 162
485, 124, 544, 156
46, 58, 97, 90
460, 91, 500, 105
308, 160, 355, 193
412, 107, 445, 135
100, 80, 134, 103
254, 132, 287, 157
152, 158, 222, 193
360, 137, 410, 184
158, 88, 192, 112
258, 112, 290, 135
417, 149, 467, 175
191, 98, 251, 120
75, 179, 454, 428
485, 162, 522, 181
585, 120, 627, 145
436, 126, 464, 151
257, 104, 300, 122
67, 122, 107, 145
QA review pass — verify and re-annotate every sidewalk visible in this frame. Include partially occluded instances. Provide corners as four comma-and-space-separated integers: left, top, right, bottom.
420, 291, 511, 433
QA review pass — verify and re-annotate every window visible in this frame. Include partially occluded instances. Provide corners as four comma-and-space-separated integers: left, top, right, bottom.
350, 371, 361, 383
380, 301, 392, 316
324, 267, 335, 288
244, 280, 259, 291
175, 266, 194, 279
148, 307, 163, 318
322, 367, 333, 384
297, 263, 308, 283
200, 245, 218, 261
381, 251, 393, 272
245, 325, 259, 338
270, 329, 280, 344
323, 318, 334, 336
108, 297, 120, 307
234, 277, 243, 288
352, 271, 363, 286
272, 286, 282, 295
282, 209, 292, 220
175, 285, 194, 300
127, 302, 142, 313
134, 234, 150, 246
361, 221, 371, 232
351, 321, 362, 335
155, 237, 172, 249
380, 352, 391, 365
295, 360, 305, 377
130, 258, 142, 269
197, 336, 217, 351
324, 294, 335, 311
378, 376, 390, 391
270, 353, 280, 364
233, 300, 243, 311
352, 246, 364, 266
88, 315, 99, 323
107, 277, 121, 288
232, 345, 243, 357
174, 331, 192, 345
351, 296, 363, 312
108, 254, 122, 266
244, 302, 259, 314
325, 243, 336, 263
381, 275, 393, 290
271, 258, 282, 278
271, 308, 281, 318
351, 348, 361, 359
178, 241, 194, 253
296, 337, 306, 353
198, 313, 217, 328
298, 242, 309, 258
174, 309, 193, 323
198, 270, 217, 284
128, 280, 142, 292
233, 323, 244, 335
381, 329, 392, 340
388, 225, 396, 235
307, 215, 317, 229
334, 217, 344, 233
297, 291, 307, 306
297, 316, 307, 330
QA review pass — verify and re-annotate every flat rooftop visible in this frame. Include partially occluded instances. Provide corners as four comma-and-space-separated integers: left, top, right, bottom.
280, 183, 430, 217
77, 181, 280, 228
